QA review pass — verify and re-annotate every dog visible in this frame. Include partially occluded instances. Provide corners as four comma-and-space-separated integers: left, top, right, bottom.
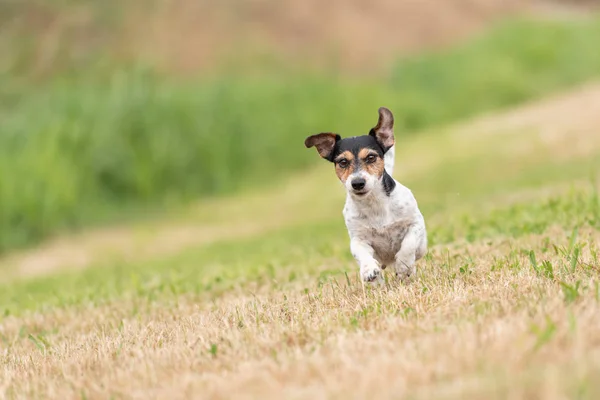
305, 107, 427, 284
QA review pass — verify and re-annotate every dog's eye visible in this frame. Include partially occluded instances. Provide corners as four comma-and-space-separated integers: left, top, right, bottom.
366, 154, 377, 163
338, 159, 349, 168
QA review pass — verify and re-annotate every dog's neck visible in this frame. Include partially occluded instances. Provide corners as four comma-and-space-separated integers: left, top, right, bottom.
381, 170, 396, 196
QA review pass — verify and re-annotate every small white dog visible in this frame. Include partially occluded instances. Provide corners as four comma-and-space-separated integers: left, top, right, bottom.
305, 107, 427, 284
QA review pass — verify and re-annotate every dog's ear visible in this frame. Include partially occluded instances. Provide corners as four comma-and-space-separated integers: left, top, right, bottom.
369, 107, 395, 152
304, 133, 341, 162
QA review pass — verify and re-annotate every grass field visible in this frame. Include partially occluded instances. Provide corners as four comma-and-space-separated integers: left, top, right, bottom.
1, 79, 600, 398
2, 16, 600, 253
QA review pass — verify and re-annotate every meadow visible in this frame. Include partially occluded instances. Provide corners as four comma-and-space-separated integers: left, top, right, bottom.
2, 16, 600, 252
1, 10, 600, 400
2, 76, 600, 397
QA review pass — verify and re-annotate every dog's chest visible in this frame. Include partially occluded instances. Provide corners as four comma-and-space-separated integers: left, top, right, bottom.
367, 222, 409, 264
345, 207, 411, 265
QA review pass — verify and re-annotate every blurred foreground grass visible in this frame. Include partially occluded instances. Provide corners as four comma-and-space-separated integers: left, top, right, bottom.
1, 16, 600, 253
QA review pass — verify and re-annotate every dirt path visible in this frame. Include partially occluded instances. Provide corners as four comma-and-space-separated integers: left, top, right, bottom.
2, 81, 600, 282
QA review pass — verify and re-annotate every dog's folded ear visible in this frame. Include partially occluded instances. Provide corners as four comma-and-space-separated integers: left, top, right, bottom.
304, 133, 340, 162
369, 107, 395, 152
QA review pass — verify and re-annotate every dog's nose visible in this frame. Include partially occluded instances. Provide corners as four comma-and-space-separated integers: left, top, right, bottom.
351, 178, 366, 191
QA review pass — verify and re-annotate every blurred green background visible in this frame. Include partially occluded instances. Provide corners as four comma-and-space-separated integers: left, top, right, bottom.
1, 0, 599, 253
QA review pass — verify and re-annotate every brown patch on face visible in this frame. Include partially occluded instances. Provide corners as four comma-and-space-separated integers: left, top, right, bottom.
358, 148, 385, 178
334, 151, 355, 183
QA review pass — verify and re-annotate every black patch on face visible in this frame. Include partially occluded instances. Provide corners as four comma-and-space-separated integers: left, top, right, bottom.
333, 135, 384, 161
382, 170, 396, 196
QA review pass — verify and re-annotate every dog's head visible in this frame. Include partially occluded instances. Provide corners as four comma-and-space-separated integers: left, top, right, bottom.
305, 107, 395, 197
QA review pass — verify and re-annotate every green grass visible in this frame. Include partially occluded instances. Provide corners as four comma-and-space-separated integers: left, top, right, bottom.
2, 16, 600, 253
1, 183, 598, 317
3, 100, 599, 317
389, 17, 600, 129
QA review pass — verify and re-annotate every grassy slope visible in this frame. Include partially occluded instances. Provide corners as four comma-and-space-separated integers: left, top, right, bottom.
2, 16, 600, 253
4, 81, 600, 283
1, 81, 600, 398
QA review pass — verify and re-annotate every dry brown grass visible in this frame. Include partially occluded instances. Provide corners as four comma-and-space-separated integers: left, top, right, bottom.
133, 0, 526, 73
5, 0, 593, 76
2, 227, 599, 399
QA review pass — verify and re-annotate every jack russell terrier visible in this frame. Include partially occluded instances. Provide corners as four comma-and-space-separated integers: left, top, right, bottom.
305, 107, 427, 284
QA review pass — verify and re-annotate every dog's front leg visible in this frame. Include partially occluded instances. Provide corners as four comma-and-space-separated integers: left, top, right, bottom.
350, 238, 383, 284
393, 223, 426, 282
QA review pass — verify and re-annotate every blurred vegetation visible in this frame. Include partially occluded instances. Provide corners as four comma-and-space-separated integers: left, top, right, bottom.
1, 16, 600, 253
390, 17, 600, 128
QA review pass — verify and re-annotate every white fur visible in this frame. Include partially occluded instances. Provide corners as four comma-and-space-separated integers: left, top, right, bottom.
384, 145, 395, 175
343, 145, 427, 284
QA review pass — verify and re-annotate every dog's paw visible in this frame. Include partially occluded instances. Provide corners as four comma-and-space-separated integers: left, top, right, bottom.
360, 262, 382, 284
393, 257, 416, 283
394, 266, 416, 283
